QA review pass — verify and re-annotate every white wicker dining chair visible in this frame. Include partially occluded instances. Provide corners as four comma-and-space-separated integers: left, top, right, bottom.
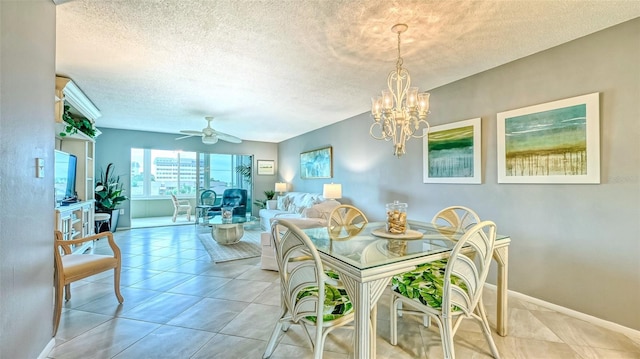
431, 205, 480, 231
389, 221, 500, 359
327, 204, 368, 240
328, 204, 368, 227
263, 219, 354, 359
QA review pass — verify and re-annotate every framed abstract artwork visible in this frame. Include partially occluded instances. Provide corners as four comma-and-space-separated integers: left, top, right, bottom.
256, 160, 275, 175
300, 146, 332, 179
423, 118, 482, 184
497, 92, 600, 184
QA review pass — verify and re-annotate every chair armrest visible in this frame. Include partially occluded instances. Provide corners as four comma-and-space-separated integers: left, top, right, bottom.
266, 200, 277, 210
54, 231, 121, 258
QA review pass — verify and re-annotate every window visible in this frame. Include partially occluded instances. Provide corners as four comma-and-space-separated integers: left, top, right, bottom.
131, 149, 253, 208
131, 149, 198, 197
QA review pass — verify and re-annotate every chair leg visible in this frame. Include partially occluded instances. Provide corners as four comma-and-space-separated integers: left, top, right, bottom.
263, 309, 287, 359
64, 283, 71, 301
476, 300, 500, 358
53, 280, 64, 336
440, 316, 456, 359
313, 322, 324, 359
172, 209, 177, 222
113, 267, 124, 303
390, 294, 399, 345
263, 322, 285, 358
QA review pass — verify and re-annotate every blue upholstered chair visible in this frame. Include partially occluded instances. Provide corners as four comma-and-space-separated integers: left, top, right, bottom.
209, 188, 248, 217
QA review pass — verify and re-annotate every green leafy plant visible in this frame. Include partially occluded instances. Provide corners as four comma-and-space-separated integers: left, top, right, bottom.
253, 190, 276, 209
235, 163, 252, 184
95, 163, 128, 211
59, 104, 96, 138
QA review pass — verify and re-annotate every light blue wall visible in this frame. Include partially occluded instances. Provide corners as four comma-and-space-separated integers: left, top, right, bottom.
278, 19, 640, 330
0, 1, 56, 357
95, 128, 278, 228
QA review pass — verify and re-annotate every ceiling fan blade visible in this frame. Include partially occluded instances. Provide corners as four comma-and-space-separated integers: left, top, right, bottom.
175, 135, 195, 140
215, 131, 242, 144
180, 130, 203, 135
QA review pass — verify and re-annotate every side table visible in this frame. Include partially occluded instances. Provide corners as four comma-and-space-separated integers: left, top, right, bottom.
208, 215, 258, 245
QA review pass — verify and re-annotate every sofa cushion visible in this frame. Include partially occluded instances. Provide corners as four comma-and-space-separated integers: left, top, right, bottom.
259, 193, 340, 231
303, 200, 340, 218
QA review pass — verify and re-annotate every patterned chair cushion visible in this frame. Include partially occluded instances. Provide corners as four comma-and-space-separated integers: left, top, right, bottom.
391, 259, 467, 310
297, 282, 353, 323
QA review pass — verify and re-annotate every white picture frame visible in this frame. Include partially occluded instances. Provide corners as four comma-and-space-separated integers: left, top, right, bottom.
423, 118, 482, 184
497, 92, 600, 184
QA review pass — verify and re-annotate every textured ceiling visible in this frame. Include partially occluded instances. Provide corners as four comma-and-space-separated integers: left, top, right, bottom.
55, 1, 640, 143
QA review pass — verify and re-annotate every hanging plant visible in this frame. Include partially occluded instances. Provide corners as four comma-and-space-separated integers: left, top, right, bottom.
59, 104, 96, 138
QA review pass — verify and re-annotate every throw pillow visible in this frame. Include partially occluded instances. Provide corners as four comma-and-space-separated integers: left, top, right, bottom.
288, 203, 306, 214
277, 196, 290, 211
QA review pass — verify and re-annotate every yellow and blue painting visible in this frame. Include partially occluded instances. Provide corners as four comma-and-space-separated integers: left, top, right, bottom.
505, 104, 587, 176
427, 125, 474, 178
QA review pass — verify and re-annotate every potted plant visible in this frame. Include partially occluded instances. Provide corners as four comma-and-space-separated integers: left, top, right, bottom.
253, 190, 275, 209
59, 104, 96, 138
95, 163, 128, 231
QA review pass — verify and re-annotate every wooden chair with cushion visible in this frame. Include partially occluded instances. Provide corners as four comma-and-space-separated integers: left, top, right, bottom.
263, 219, 354, 359
53, 230, 123, 336
170, 194, 192, 222
389, 221, 500, 359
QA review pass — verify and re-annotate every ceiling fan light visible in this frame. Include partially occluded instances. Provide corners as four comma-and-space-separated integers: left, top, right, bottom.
202, 135, 218, 144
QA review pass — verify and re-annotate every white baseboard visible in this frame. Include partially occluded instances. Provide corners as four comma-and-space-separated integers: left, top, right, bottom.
485, 283, 640, 338
38, 338, 55, 359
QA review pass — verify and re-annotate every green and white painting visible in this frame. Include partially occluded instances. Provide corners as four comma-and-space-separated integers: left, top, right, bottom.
423, 118, 482, 184
497, 93, 600, 184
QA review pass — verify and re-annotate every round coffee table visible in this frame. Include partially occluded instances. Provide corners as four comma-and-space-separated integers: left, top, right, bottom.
209, 215, 258, 245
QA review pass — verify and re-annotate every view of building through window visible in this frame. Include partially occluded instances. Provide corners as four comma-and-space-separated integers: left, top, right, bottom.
130, 149, 252, 207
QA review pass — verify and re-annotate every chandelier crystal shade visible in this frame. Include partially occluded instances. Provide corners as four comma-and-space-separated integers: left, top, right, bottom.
370, 24, 430, 158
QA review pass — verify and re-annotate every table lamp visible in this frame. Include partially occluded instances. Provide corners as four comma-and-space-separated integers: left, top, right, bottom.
275, 182, 287, 196
322, 183, 342, 200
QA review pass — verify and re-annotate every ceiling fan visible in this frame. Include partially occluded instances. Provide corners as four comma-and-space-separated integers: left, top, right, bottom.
176, 116, 242, 144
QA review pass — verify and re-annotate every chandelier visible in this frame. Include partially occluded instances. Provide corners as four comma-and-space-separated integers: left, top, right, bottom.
370, 24, 430, 158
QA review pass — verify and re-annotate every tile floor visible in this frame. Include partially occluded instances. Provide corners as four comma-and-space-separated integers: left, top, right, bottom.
130, 216, 194, 229
49, 225, 640, 358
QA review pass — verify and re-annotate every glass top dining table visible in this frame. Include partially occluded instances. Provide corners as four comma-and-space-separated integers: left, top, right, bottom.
301, 220, 511, 359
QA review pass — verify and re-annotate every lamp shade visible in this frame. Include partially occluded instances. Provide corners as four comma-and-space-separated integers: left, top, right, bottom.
275, 182, 287, 194
323, 183, 342, 199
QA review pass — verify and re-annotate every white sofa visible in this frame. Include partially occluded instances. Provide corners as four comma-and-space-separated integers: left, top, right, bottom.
259, 192, 340, 271
258, 192, 340, 231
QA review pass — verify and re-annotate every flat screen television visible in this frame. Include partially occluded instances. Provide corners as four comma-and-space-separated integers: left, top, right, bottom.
54, 150, 78, 206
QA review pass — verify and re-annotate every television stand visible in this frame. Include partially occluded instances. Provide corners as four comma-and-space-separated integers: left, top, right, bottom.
55, 200, 95, 254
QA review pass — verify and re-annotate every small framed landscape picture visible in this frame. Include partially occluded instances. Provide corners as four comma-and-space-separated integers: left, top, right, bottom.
423, 118, 482, 184
256, 160, 275, 175
497, 92, 600, 184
